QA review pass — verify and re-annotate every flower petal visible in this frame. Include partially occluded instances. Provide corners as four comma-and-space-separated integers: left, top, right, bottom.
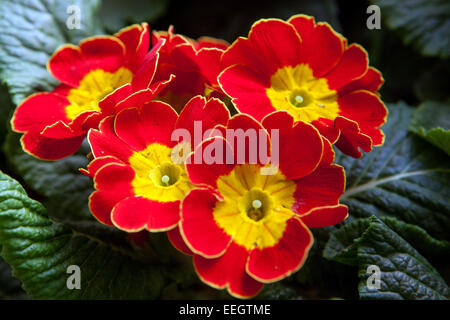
180, 189, 232, 258
89, 163, 134, 225
88, 117, 134, 161
194, 242, 263, 298
12, 92, 70, 133
112, 196, 180, 232
222, 19, 302, 75
175, 96, 230, 147
247, 217, 313, 282
262, 111, 323, 180
288, 14, 345, 77
218, 65, 274, 121
299, 204, 348, 228
325, 44, 368, 90
20, 129, 85, 161
292, 164, 345, 214
114, 100, 178, 150
167, 227, 193, 255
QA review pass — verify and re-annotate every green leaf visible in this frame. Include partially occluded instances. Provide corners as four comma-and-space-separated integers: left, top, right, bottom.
0, 0, 103, 104
3, 131, 93, 221
0, 170, 172, 299
99, 0, 169, 32
324, 217, 450, 265
370, 0, 450, 58
325, 217, 449, 299
409, 101, 450, 156
338, 102, 450, 240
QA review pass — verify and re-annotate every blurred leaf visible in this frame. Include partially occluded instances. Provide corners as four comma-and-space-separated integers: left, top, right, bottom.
409, 101, 450, 156
371, 0, 450, 58
0, 170, 171, 299
0, 84, 14, 145
100, 0, 169, 32
0, 0, 103, 105
325, 216, 449, 299
3, 131, 93, 221
337, 102, 450, 240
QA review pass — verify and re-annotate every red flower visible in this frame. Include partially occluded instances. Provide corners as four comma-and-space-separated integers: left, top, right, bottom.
218, 15, 388, 158
85, 95, 229, 233
151, 26, 229, 112
11, 23, 170, 160
179, 111, 348, 298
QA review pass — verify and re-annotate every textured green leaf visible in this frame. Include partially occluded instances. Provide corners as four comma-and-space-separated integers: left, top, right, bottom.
99, 0, 169, 32
324, 217, 449, 300
0, 170, 172, 299
357, 217, 449, 299
0, 0, 103, 104
338, 102, 450, 240
3, 131, 92, 221
371, 0, 450, 58
409, 101, 450, 156
324, 217, 450, 266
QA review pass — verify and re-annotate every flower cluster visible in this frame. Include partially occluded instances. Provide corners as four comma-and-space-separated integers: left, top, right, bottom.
11, 15, 387, 298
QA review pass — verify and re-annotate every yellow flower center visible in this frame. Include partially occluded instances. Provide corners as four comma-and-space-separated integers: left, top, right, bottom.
213, 164, 297, 250
129, 143, 192, 202
65, 67, 133, 120
265, 64, 339, 122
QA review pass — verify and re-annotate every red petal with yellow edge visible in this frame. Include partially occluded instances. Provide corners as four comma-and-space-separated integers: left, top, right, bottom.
325, 44, 368, 90
186, 136, 235, 189
339, 67, 384, 96
300, 204, 348, 228
48, 37, 125, 87
98, 84, 134, 116
218, 65, 274, 121
292, 164, 345, 214
197, 48, 223, 87
114, 101, 178, 150
288, 15, 344, 77
176, 96, 229, 148
89, 163, 134, 225
112, 197, 180, 232
88, 117, 133, 161
338, 90, 387, 129
223, 19, 302, 75
170, 43, 200, 72
318, 136, 335, 167
20, 129, 85, 161
80, 156, 123, 178
262, 111, 323, 180
131, 39, 165, 91
334, 116, 372, 158
167, 227, 193, 256
312, 118, 340, 144
12, 92, 70, 133
226, 113, 270, 166
194, 242, 263, 298
180, 189, 232, 258
247, 218, 313, 283
115, 23, 149, 71
79, 37, 125, 71
195, 36, 229, 50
